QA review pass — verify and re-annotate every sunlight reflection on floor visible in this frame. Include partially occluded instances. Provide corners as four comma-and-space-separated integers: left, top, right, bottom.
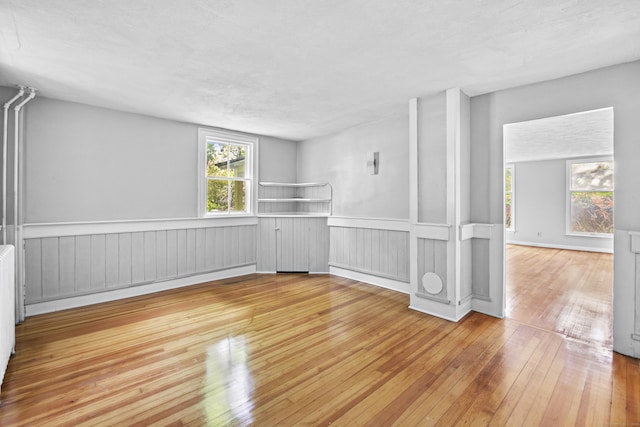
204, 336, 254, 424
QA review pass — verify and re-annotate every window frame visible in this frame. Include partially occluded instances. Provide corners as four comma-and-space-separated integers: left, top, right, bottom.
505, 163, 515, 232
565, 156, 614, 238
198, 128, 257, 217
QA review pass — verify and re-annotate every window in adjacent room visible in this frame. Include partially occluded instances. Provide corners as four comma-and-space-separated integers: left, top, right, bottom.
567, 158, 613, 235
505, 164, 514, 230
198, 129, 255, 216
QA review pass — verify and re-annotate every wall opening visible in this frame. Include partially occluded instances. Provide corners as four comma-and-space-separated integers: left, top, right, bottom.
503, 107, 614, 347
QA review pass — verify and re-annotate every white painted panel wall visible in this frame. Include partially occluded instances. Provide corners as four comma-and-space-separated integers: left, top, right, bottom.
308, 218, 330, 273
460, 239, 472, 301
506, 159, 613, 252
105, 234, 119, 287
416, 238, 448, 301
329, 226, 409, 282
471, 239, 490, 299
23, 224, 256, 303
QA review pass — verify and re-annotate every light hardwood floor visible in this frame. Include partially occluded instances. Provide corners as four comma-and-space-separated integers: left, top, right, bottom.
0, 247, 638, 426
506, 244, 614, 348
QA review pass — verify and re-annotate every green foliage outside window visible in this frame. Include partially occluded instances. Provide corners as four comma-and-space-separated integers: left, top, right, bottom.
571, 191, 613, 234
206, 142, 247, 213
569, 161, 613, 234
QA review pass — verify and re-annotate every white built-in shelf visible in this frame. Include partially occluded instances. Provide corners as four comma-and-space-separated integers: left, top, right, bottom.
258, 182, 332, 216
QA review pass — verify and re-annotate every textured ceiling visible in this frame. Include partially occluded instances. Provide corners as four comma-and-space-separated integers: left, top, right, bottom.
505, 108, 613, 163
1, 0, 639, 141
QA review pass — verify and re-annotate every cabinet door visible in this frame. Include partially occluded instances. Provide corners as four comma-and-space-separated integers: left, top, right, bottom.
276, 217, 310, 272
257, 217, 277, 272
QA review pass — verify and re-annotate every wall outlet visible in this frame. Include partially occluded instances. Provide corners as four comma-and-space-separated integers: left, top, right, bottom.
537, 232, 542, 237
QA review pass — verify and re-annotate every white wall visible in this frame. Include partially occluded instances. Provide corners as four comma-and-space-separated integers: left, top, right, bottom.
507, 159, 613, 252
259, 136, 297, 183
296, 114, 410, 293
24, 97, 196, 222
418, 92, 447, 223
297, 114, 409, 220
20, 95, 297, 223
470, 60, 640, 358
0, 89, 298, 314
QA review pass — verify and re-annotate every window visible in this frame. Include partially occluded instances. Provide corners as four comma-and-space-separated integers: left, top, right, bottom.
198, 129, 255, 216
567, 158, 613, 235
505, 164, 514, 230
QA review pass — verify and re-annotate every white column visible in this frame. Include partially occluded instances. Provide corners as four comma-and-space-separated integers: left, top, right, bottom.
408, 89, 472, 321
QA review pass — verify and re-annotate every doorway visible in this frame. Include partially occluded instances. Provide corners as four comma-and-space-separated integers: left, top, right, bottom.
503, 108, 614, 347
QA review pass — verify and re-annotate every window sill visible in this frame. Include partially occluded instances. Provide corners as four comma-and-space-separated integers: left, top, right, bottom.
565, 232, 613, 239
201, 213, 253, 218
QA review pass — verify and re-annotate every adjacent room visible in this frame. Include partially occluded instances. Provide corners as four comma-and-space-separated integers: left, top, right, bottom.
504, 109, 615, 347
1, 1, 639, 425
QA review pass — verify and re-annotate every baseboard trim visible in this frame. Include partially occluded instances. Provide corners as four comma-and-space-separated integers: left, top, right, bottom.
26, 265, 256, 316
407, 304, 471, 322
327, 216, 410, 232
329, 266, 410, 294
507, 240, 613, 254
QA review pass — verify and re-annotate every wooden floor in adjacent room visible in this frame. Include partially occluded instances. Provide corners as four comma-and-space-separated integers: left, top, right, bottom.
1, 246, 638, 426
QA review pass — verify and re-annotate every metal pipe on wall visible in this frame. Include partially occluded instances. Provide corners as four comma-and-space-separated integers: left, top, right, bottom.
2, 86, 25, 244
13, 88, 36, 230
12, 87, 36, 324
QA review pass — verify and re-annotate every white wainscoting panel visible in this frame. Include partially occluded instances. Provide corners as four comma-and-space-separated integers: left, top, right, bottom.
471, 239, 491, 300
26, 265, 256, 316
24, 224, 256, 304
329, 224, 409, 283
460, 239, 472, 302
416, 237, 448, 302
308, 217, 330, 273
624, 231, 640, 349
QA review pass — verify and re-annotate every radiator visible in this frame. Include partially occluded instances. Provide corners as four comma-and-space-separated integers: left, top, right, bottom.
0, 245, 15, 397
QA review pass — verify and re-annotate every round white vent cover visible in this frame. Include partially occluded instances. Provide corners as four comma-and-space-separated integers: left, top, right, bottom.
422, 272, 443, 295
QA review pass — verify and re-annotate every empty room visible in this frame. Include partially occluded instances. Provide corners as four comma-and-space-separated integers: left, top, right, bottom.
504, 109, 614, 347
1, 1, 639, 425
